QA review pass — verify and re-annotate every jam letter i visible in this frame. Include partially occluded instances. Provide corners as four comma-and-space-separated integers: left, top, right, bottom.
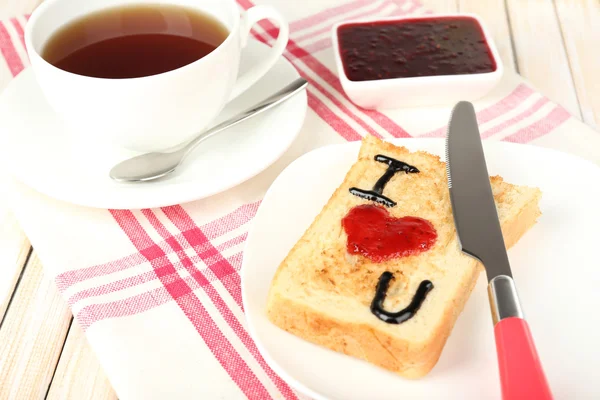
349, 155, 419, 207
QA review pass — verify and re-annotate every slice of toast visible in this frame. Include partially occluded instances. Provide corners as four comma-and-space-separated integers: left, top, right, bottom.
266, 135, 541, 378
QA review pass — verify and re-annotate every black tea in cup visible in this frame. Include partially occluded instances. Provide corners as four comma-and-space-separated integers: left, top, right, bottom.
41, 4, 229, 79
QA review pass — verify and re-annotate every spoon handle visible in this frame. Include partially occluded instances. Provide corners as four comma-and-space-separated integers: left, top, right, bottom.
181, 78, 308, 159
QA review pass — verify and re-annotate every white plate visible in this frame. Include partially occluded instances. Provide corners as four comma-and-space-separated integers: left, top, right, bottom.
0, 39, 307, 209
242, 139, 600, 400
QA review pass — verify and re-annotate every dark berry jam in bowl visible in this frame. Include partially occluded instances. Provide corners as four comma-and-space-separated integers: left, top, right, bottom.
331, 14, 503, 109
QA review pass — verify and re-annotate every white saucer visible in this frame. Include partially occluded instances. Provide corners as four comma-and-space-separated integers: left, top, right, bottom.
0, 39, 307, 209
241, 139, 600, 400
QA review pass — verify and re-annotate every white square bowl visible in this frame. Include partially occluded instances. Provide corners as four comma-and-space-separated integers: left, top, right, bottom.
331, 13, 504, 109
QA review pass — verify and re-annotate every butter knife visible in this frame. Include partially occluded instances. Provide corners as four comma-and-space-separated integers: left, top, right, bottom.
445, 101, 553, 400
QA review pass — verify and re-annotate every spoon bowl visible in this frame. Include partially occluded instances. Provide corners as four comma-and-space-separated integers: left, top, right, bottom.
109, 150, 185, 182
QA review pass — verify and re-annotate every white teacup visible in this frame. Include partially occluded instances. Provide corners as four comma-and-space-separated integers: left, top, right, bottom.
25, 0, 289, 152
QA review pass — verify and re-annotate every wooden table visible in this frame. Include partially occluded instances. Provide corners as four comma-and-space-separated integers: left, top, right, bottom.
0, 0, 598, 398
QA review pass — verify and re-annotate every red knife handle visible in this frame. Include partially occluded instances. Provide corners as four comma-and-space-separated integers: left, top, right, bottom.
488, 276, 553, 400
494, 317, 553, 400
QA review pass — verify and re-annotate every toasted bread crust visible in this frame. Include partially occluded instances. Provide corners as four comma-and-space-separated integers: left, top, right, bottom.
266, 136, 541, 377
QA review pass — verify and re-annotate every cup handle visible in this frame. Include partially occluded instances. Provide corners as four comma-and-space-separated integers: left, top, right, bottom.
228, 5, 289, 101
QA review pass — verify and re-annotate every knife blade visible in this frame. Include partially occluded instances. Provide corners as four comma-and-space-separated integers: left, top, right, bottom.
445, 101, 553, 400
445, 101, 511, 281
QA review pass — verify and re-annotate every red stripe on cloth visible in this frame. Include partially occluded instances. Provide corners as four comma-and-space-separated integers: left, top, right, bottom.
147, 207, 299, 400
300, 36, 340, 56
0, 21, 24, 76
227, 251, 244, 270
56, 252, 147, 292
476, 84, 535, 124
110, 209, 273, 400
306, 78, 385, 139
9, 18, 25, 51
74, 252, 243, 327
481, 97, 549, 139
290, 0, 381, 32
68, 269, 157, 305
76, 285, 171, 331
198, 201, 260, 239
216, 232, 247, 253
503, 106, 570, 143
66, 232, 246, 306
75, 261, 234, 329
142, 209, 243, 307
292, 39, 413, 140
238, 0, 412, 139
282, 41, 410, 138
250, 27, 379, 139
159, 207, 244, 307
422, 83, 535, 138
249, 28, 363, 141
56, 203, 259, 291
293, 0, 397, 43
307, 92, 362, 141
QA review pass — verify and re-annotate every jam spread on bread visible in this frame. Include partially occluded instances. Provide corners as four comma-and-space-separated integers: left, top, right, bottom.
342, 204, 437, 261
371, 272, 434, 324
349, 155, 419, 207
343, 154, 438, 324
337, 16, 496, 81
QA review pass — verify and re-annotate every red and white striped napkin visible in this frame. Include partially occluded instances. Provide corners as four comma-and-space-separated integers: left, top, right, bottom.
2, 1, 600, 399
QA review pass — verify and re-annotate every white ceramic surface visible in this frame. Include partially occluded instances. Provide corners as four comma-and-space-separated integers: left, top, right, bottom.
242, 139, 600, 400
0, 39, 307, 210
25, 0, 289, 152
331, 14, 503, 109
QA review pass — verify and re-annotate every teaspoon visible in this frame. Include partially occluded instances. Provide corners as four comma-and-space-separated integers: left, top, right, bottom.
109, 78, 308, 182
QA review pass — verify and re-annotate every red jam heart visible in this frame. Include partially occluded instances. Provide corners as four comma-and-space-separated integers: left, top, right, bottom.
341, 204, 437, 262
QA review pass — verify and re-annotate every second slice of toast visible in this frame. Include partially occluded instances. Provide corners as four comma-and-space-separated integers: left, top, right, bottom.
266, 135, 541, 378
